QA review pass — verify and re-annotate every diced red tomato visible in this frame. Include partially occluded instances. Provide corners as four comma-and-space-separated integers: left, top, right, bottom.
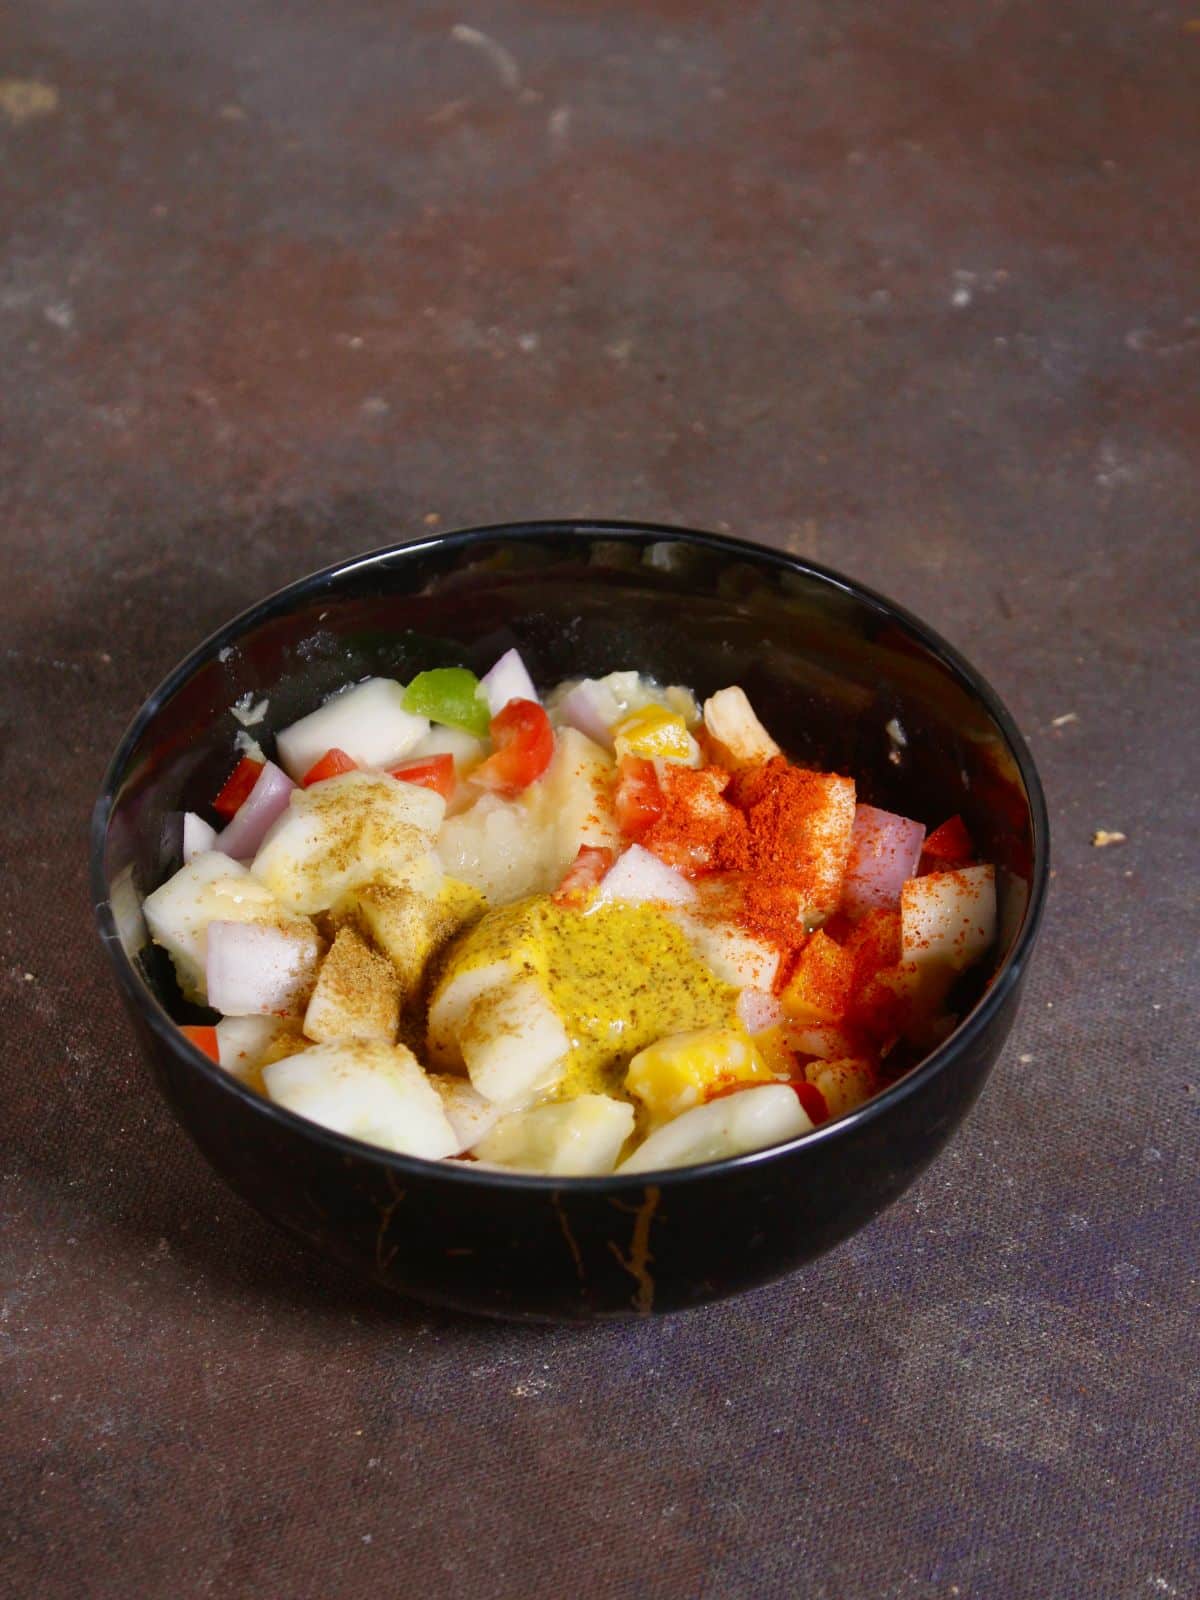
301, 747, 358, 787
552, 845, 615, 907
212, 756, 264, 819
473, 700, 555, 796
614, 755, 664, 836
921, 814, 973, 870
180, 1024, 220, 1063
389, 753, 456, 802
791, 1079, 830, 1125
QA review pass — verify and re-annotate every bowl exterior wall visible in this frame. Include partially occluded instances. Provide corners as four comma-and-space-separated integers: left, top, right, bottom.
130, 975, 1024, 1321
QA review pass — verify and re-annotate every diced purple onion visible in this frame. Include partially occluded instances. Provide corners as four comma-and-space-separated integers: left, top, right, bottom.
841, 804, 926, 920
478, 648, 538, 716
594, 844, 696, 908
736, 988, 783, 1036
215, 761, 295, 860
558, 680, 616, 748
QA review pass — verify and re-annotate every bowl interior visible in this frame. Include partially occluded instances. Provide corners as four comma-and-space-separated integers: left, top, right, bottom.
97, 525, 1043, 1048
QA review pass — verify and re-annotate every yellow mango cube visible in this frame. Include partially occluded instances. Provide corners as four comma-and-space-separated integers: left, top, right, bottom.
625, 1028, 772, 1126
779, 930, 855, 1024
612, 706, 699, 765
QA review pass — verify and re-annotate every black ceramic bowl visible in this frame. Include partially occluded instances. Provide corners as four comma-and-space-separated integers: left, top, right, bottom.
92, 522, 1048, 1321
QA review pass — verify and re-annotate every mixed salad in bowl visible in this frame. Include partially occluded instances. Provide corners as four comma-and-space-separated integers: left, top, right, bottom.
143, 649, 996, 1176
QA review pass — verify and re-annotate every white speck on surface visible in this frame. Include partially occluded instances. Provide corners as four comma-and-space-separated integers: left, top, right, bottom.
231, 693, 268, 727
0, 79, 60, 125
1126, 322, 1200, 356
517, 331, 539, 353
1018, 1053, 1033, 1064
427, 98, 468, 126
451, 24, 520, 90
512, 1376, 549, 1397
951, 284, 972, 308
218, 646, 233, 663
606, 337, 634, 363
885, 717, 908, 747
548, 105, 570, 149
1095, 439, 1140, 491
361, 396, 389, 417
1091, 829, 1127, 848
44, 301, 74, 330
1051, 711, 1078, 727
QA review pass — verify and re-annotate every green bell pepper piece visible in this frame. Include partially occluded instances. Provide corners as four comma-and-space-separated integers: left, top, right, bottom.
403, 667, 491, 737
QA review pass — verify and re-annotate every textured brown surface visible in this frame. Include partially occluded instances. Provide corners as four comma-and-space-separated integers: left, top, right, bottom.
3, 2, 1198, 1596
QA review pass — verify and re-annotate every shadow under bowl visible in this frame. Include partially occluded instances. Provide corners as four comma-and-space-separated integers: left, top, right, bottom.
91, 522, 1049, 1321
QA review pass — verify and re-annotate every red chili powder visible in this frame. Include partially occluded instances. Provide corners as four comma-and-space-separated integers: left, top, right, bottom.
640, 755, 844, 954
716, 757, 844, 952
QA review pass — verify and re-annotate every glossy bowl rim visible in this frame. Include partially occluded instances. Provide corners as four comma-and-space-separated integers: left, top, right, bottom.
90, 519, 1050, 1191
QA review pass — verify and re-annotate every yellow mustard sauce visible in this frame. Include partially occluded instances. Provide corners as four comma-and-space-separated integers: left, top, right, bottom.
441, 896, 739, 1098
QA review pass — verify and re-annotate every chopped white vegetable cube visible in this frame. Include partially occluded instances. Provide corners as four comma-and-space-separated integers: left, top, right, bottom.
673, 914, 779, 991
429, 1074, 504, 1154
251, 770, 444, 914
459, 978, 570, 1107
797, 773, 857, 917
143, 850, 293, 1003
426, 957, 513, 1069
473, 1095, 635, 1175
215, 1014, 283, 1076
302, 925, 400, 1043
901, 865, 996, 972
542, 726, 621, 870
437, 793, 555, 903
274, 678, 429, 780
263, 1040, 458, 1158
408, 723, 488, 776
182, 812, 217, 864
619, 1084, 812, 1173
205, 919, 323, 1016
702, 685, 780, 767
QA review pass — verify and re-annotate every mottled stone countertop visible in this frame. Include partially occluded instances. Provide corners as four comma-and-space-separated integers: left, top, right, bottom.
3, 2, 1195, 1596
